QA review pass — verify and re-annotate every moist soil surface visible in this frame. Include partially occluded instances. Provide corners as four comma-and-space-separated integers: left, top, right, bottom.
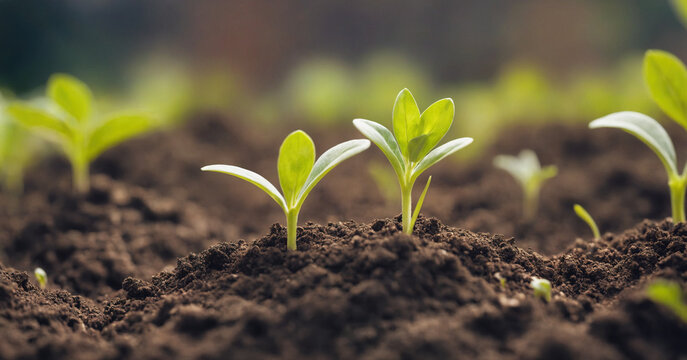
0, 114, 686, 359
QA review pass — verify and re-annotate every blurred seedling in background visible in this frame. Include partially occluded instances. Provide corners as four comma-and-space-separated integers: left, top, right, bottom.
34, 267, 47, 289
495, 272, 506, 289
202, 131, 369, 250
672, 0, 687, 28
354, 88, 473, 234
368, 161, 400, 205
8, 74, 159, 193
590, 50, 687, 222
574, 204, 600, 239
646, 279, 687, 322
493, 150, 557, 221
530, 277, 552, 303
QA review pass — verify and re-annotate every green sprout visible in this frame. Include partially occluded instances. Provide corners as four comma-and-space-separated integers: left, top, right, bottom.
647, 279, 687, 322
7, 74, 158, 193
493, 150, 557, 221
495, 272, 506, 289
353, 88, 473, 234
573, 204, 600, 239
0, 94, 43, 194
590, 50, 687, 222
202, 131, 369, 250
530, 277, 552, 303
34, 267, 47, 289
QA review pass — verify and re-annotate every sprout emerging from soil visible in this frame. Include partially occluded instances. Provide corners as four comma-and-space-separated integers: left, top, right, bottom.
493, 150, 557, 221
7, 74, 158, 193
530, 277, 552, 303
573, 204, 600, 239
34, 267, 47, 289
202, 130, 370, 250
353, 88, 473, 234
590, 50, 687, 222
646, 279, 687, 322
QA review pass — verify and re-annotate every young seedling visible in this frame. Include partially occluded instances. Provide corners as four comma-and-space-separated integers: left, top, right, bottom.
590, 50, 687, 222
0, 94, 43, 194
202, 130, 369, 250
530, 277, 552, 302
493, 150, 557, 221
7, 74, 158, 193
34, 267, 47, 289
646, 279, 687, 322
573, 204, 600, 239
353, 88, 473, 234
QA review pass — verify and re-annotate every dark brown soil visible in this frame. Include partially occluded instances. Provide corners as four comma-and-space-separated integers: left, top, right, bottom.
0, 114, 686, 359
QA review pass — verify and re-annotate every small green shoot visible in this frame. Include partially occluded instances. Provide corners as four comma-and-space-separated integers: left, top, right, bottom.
573, 204, 600, 239
495, 272, 506, 289
7, 74, 158, 193
34, 267, 47, 289
493, 150, 557, 221
646, 279, 687, 322
353, 88, 473, 234
590, 50, 687, 222
0, 94, 43, 194
530, 277, 552, 302
202, 131, 369, 250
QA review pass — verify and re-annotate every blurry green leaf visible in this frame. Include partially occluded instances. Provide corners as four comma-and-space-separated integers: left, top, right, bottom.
392, 88, 421, 156
411, 137, 473, 180
590, 111, 677, 175
34, 268, 47, 289
278, 130, 315, 207
644, 50, 687, 130
48, 74, 93, 122
416, 98, 454, 160
201, 165, 287, 211
530, 277, 552, 302
647, 279, 687, 322
6, 103, 73, 144
87, 113, 156, 161
353, 119, 405, 176
574, 204, 600, 239
672, 0, 687, 28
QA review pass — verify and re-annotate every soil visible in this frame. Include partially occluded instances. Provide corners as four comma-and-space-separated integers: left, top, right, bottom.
0, 114, 686, 359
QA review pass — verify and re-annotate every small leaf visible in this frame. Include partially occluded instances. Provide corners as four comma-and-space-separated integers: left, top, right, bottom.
48, 74, 93, 122
672, 0, 687, 28
411, 137, 473, 180
574, 204, 600, 239
647, 279, 687, 322
201, 165, 287, 211
296, 139, 370, 207
392, 88, 421, 157
416, 98, 454, 160
34, 268, 47, 289
407, 134, 428, 163
87, 113, 157, 161
410, 176, 432, 230
530, 277, 552, 302
644, 50, 687, 131
535, 165, 558, 183
6, 103, 73, 144
590, 111, 677, 175
352, 119, 405, 176
278, 130, 315, 207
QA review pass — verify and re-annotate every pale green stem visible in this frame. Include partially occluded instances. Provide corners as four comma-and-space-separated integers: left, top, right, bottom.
669, 176, 687, 223
286, 210, 299, 251
523, 186, 538, 222
401, 181, 413, 234
72, 158, 90, 194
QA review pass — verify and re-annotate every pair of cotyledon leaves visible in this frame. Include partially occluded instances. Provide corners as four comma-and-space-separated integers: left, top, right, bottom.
590, 50, 687, 178
7, 74, 156, 163
493, 149, 557, 189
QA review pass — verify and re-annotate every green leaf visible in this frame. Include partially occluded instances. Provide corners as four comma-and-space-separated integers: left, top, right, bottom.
590, 111, 678, 176
296, 139, 370, 207
352, 119, 405, 176
48, 74, 93, 122
278, 130, 315, 207
647, 279, 687, 322
87, 113, 156, 161
6, 103, 73, 144
392, 88, 421, 157
410, 176, 432, 229
415, 98, 454, 160
530, 277, 552, 302
494, 150, 542, 186
411, 137, 473, 180
573, 204, 600, 239
201, 164, 287, 211
672, 0, 687, 28
644, 50, 687, 130
407, 134, 428, 163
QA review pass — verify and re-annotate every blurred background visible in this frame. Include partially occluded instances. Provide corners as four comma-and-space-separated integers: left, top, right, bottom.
1, 0, 686, 150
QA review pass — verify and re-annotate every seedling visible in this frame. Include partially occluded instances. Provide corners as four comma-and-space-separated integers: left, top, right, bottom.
34, 267, 47, 289
495, 272, 506, 289
0, 94, 42, 194
493, 150, 557, 221
590, 50, 687, 222
646, 279, 687, 322
573, 204, 600, 239
7, 74, 158, 193
202, 130, 369, 250
353, 88, 473, 234
530, 277, 552, 302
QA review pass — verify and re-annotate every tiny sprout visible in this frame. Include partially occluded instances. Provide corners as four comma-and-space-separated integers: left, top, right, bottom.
590, 50, 687, 222
493, 150, 557, 221
202, 130, 369, 250
646, 279, 687, 322
7, 74, 158, 193
353, 88, 473, 234
530, 277, 552, 302
495, 272, 506, 289
34, 267, 47, 289
573, 204, 600, 239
